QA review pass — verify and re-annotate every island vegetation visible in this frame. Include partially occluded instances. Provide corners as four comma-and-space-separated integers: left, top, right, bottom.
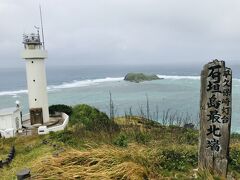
0, 104, 240, 179
124, 73, 162, 83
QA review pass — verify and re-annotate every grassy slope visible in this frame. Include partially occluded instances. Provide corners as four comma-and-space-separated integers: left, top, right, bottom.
0, 117, 240, 179
0, 135, 54, 179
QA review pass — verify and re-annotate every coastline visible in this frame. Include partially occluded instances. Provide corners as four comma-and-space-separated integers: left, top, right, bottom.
0, 75, 240, 132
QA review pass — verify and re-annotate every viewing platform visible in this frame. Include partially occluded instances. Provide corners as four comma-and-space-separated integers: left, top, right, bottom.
18, 113, 68, 136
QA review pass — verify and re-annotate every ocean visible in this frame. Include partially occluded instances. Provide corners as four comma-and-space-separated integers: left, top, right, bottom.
0, 64, 240, 132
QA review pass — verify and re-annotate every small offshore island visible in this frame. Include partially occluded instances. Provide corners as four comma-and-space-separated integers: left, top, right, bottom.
124, 73, 162, 83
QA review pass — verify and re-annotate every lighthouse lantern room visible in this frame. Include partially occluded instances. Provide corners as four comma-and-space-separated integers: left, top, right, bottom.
21, 31, 49, 125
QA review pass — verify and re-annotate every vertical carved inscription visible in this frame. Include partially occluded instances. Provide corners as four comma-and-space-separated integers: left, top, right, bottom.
199, 60, 232, 177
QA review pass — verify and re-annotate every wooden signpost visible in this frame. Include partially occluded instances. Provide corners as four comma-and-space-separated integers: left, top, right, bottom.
199, 60, 232, 177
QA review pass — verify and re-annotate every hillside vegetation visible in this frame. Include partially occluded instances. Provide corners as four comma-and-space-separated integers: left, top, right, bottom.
1, 104, 240, 179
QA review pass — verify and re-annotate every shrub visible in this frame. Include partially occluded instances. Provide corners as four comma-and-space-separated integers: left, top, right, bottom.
114, 133, 128, 147
229, 147, 240, 172
49, 104, 73, 116
231, 133, 240, 139
71, 104, 119, 132
158, 149, 197, 172
135, 132, 150, 144
182, 129, 198, 145
49, 130, 76, 146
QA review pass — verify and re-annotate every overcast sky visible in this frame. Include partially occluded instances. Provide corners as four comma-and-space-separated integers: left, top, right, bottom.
0, 0, 240, 68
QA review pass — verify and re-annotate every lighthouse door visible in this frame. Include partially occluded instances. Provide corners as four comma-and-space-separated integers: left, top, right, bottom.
30, 108, 43, 125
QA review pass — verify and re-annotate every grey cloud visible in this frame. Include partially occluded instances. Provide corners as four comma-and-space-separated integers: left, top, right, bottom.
0, 0, 240, 68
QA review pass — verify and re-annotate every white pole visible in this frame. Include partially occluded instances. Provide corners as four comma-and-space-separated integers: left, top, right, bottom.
39, 5, 45, 49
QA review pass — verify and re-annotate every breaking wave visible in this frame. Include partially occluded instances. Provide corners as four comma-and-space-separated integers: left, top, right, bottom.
0, 90, 28, 96
0, 77, 124, 96
157, 75, 200, 80
157, 75, 240, 81
48, 77, 124, 89
0, 75, 239, 97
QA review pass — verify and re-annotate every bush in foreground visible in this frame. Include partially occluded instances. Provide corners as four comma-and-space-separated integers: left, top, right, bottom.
114, 133, 128, 147
49, 104, 73, 116
70, 104, 119, 132
158, 149, 197, 171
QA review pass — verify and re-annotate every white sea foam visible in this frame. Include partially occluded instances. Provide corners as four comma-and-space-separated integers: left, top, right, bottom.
48, 77, 124, 89
233, 78, 240, 82
157, 75, 200, 80
0, 89, 28, 96
1, 75, 239, 97
0, 77, 124, 96
157, 75, 240, 81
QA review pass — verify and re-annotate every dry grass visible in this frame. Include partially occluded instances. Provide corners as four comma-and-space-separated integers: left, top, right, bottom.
31, 144, 148, 180
1, 116, 239, 179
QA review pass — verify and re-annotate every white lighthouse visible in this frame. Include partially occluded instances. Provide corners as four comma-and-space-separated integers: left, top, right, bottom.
21, 32, 49, 125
